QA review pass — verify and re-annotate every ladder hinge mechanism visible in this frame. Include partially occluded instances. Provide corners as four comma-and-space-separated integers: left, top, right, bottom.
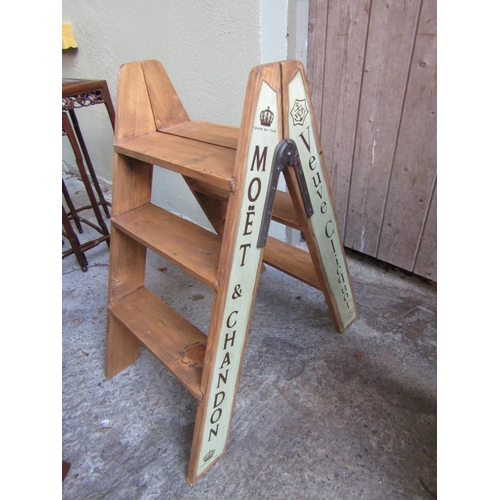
257, 139, 314, 248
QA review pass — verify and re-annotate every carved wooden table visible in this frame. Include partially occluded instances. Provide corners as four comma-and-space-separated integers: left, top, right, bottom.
62, 79, 115, 270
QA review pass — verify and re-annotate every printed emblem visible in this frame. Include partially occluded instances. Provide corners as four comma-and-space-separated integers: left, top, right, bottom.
290, 99, 308, 126
260, 106, 274, 127
203, 449, 215, 463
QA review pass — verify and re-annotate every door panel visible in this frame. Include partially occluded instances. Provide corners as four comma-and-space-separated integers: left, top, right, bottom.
308, 0, 437, 281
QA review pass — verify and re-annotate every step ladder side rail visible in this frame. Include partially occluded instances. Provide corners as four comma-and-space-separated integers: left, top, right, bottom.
141, 59, 190, 131
105, 61, 158, 378
281, 61, 358, 332
187, 62, 284, 484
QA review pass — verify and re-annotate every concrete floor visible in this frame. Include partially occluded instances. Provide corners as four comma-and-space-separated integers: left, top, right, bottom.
62, 172, 437, 499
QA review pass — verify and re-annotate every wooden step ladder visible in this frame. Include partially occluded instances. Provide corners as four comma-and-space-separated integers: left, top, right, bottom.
105, 59, 357, 484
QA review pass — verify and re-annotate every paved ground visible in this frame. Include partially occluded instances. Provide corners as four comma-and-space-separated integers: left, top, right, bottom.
62, 172, 437, 499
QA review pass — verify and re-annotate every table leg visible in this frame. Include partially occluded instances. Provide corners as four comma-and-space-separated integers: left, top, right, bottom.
68, 108, 111, 218
62, 205, 88, 271
62, 112, 110, 246
100, 82, 116, 131
62, 178, 83, 233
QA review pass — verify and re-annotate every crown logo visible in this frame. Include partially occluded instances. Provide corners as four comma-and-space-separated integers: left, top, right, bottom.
260, 106, 274, 127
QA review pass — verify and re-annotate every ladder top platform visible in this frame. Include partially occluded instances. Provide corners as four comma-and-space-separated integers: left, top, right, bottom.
115, 121, 239, 191
159, 120, 239, 150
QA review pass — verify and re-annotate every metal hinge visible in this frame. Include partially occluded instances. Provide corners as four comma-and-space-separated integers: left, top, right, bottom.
257, 139, 314, 248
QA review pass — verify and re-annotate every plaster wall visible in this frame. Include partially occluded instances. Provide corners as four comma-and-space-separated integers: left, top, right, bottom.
62, 0, 299, 238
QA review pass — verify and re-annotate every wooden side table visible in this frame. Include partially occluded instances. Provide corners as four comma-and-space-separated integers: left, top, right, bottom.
62, 78, 115, 217
62, 79, 115, 270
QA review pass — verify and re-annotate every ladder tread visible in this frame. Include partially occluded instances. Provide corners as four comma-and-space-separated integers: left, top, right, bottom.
161, 120, 239, 150
112, 203, 221, 290
187, 180, 303, 231
115, 131, 236, 191
264, 236, 321, 289
108, 286, 206, 400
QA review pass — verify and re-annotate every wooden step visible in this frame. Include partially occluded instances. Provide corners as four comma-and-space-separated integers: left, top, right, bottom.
108, 286, 207, 400
187, 179, 303, 231
115, 132, 236, 191
272, 191, 303, 231
112, 203, 221, 290
264, 236, 321, 289
161, 120, 239, 150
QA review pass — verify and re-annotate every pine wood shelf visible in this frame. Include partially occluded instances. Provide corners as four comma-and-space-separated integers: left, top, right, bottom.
108, 286, 206, 400
264, 236, 321, 289
187, 179, 302, 230
112, 202, 221, 290
161, 120, 239, 150
115, 132, 236, 191
112, 202, 313, 291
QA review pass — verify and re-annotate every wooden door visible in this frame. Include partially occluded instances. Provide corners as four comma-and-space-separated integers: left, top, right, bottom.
307, 0, 436, 281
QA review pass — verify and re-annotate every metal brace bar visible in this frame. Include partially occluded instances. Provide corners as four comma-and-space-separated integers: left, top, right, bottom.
257, 139, 314, 248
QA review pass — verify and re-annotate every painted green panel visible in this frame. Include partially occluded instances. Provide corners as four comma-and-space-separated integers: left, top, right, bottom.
287, 71, 357, 329
196, 81, 280, 474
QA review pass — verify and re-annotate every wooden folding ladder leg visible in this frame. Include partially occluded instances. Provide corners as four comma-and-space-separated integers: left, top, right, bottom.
280, 61, 357, 332
105, 61, 156, 378
186, 63, 284, 483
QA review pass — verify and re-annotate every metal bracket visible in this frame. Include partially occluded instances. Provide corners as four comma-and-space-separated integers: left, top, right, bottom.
257, 139, 314, 248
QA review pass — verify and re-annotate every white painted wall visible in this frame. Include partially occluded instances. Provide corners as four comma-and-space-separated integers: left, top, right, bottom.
62, 0, 307, 239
